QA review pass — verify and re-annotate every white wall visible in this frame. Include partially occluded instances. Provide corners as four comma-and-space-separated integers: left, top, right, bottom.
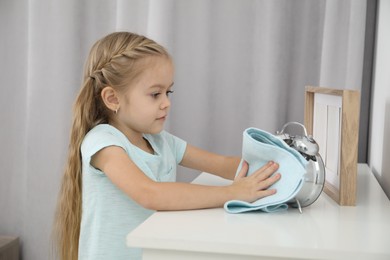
369, 0, 390, 198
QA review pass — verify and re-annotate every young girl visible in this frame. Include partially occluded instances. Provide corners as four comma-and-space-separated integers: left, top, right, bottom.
54, 32, 281, 260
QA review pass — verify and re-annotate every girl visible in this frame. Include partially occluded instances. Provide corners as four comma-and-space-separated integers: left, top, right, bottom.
53, 32, 281, 260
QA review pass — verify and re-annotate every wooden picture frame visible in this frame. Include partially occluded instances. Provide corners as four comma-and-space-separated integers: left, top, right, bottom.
304, 86, 360, 206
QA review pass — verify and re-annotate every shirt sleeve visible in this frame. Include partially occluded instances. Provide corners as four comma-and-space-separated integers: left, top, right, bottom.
160, 131, 187, 164
81, 128, 127, 169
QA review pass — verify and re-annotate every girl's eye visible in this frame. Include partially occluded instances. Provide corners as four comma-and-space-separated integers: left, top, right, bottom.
151, 93, 161, 98
151, 90, 174, 99
166, 90, 174, 97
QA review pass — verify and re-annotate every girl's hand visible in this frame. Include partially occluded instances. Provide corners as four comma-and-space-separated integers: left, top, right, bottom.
229, 161, 281, 203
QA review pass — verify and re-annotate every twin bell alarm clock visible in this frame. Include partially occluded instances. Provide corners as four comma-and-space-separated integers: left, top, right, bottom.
275, 122, 326, 212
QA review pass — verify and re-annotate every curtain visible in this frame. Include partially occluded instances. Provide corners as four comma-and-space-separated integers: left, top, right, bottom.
0, 0, 371, 259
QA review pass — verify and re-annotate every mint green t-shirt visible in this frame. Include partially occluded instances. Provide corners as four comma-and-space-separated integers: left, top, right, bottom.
78, 124, 187, 260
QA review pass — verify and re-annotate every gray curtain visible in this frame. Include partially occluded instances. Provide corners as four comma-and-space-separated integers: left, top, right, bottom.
0, 0, 373, 259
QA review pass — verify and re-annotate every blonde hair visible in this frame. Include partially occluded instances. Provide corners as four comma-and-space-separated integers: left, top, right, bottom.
53, 32, 169, 260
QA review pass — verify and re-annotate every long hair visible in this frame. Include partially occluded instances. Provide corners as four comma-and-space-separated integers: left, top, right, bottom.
53, 32, 169, 260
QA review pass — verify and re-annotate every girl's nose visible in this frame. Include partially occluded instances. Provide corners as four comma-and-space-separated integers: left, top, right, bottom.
160, 95, 171, 110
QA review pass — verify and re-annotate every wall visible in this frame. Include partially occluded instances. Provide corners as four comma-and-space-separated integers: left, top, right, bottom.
369, 0, 390, 198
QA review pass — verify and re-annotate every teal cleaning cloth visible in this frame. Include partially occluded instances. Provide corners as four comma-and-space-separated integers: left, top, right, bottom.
224, 127, 308, 213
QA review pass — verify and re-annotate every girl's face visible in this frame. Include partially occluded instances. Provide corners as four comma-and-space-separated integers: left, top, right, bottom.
115, 56, 174, 138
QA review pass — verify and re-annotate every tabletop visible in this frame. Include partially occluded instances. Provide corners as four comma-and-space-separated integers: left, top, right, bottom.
127, 164, 390, 260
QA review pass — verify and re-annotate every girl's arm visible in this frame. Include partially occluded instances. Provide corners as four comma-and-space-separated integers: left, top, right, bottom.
179, 144, 242, 180
91, 146, 280, 211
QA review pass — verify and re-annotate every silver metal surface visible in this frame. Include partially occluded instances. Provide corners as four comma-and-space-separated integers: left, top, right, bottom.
292, 136, 319, 156
275, 122, 326, 210
289, 155, 325, 208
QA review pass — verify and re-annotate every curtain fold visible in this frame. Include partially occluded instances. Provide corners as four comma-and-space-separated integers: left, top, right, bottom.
0, 1, 371, 259
319, 0, 367, 89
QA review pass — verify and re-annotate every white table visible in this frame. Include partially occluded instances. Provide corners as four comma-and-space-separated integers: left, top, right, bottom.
127, 164, 390, 260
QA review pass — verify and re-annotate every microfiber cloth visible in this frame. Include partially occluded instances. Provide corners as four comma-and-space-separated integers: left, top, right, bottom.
224, 127, 308, 213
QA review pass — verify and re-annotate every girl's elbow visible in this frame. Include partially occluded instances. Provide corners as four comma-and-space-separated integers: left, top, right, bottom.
138, 196, 159, 210
134, 186, 162, 211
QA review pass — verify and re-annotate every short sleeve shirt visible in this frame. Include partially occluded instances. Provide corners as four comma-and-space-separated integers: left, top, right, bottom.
78, 124, 187, 260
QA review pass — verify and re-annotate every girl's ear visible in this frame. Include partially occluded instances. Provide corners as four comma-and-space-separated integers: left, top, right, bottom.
101, 86, 120, 112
